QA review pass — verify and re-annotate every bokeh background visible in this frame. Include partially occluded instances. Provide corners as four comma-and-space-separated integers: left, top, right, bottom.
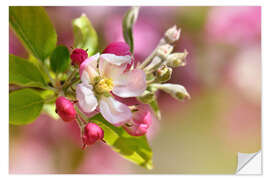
9, 6, 261, 174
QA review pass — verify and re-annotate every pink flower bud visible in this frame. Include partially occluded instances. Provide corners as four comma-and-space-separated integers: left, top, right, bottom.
82, 123, 104, 148
123, 105, 152, 136
55, 96, 76, 122
70, 48, 88, 66
103, 42, 134, 70
103, 41, 131, 56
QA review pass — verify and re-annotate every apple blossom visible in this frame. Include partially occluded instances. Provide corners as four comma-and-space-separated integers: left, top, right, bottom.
76, 43, 147, 126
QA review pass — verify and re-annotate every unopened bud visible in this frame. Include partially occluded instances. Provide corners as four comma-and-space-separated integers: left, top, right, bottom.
103, 41, 134, 71
156, 44, 174, 59
144, 45, 173, 72
70, 48, 88, 66
144, 56, 163, 72
156, 66, 172, 82
103, 41, 131, 56
166, 50, 188, 68
82, 123, 104, 148
151, 83, 190, 101
137, 90, 155, 104
55, 96, 76, 122
165, 25, 181, 43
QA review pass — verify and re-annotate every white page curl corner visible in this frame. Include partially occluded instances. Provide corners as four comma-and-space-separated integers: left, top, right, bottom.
236, 151, 262, 175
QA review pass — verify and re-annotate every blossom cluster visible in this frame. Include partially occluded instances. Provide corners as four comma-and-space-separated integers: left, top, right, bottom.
55, 25, 189, 148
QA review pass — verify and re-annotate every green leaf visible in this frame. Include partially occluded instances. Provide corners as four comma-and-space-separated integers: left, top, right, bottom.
72, 14, 98, 56
50, 45, 70, 74
40, 88, 58, 120
42, 104, 59, 120
9, 88, 44, 125
9, 6, 57, 61
9, 54, 47, 88
122, 7, 140, 53
28, 54, 51, 83
90, 114, 153, 169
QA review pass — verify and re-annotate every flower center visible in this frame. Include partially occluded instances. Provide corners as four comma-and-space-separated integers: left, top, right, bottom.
94, 77, 114, 94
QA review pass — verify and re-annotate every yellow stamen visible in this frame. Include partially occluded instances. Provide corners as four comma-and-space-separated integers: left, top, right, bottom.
95, 77, 114, 94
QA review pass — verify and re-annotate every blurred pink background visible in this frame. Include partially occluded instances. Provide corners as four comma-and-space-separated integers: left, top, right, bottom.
9, 6, 261, 174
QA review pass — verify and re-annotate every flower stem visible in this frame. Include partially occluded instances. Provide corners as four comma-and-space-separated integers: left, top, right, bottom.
74, 104, 88, 124
41, 63, 55, 87
62, 70, 78, 91
139, 38, 166, 69
64, 77, 80, 92
75, 115, 84, 130
147, 78, 158, 85
44, 94, 57, 104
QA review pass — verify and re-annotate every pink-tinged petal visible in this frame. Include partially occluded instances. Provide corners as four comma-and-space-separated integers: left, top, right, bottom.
99, 96, 132, 126
123, 104, 152, 136
102, 42, 135, 72
99, 54, 131, 80
76, 83, 98, 113
78, 104, 99, 118
112, 93, 140, 106
112, 69, 146, 98
103, 42, 131, 56
79, 53, 99, 83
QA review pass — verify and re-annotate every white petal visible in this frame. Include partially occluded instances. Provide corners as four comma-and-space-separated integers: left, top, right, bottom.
99, 54, 131, 79
100, 53, 131, 66
99, 96, 132, 126
81, 70, 91, 85
76, 83, 98, 113
112, 69, 146, 98
79, 53, 100, 83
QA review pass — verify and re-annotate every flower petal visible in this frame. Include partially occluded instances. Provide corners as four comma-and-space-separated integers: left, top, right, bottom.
99, 96, 132, 126
99, 53, 131, 79
100, 53, 131, 66
76, 83, 98, 113
79, 53, 100, 83
112, 69, 146, 98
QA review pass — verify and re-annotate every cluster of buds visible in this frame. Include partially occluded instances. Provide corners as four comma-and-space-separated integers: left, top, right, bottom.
138, 25, 190, 118
55, 96, 104, 148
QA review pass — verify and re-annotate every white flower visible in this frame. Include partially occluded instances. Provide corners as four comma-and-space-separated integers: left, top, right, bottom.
76, 53, 146, 126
